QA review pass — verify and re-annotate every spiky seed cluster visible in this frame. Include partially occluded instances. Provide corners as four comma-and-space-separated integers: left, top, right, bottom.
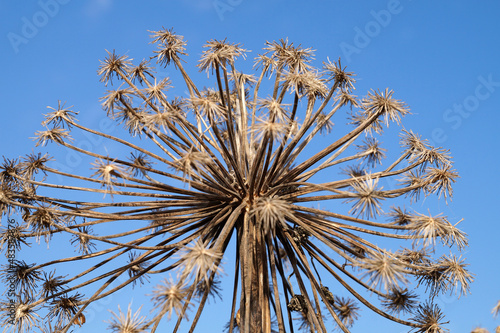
178, 239, 223, 284
410, 302, 449, 333
40, 271, 66, 298
151, 278, 190, 320
356, 251, 408, 292
106, 304, 147, 333
0, 297, 40, 333
347, 176, 385, 218
251, 196, 291, 236
0, 28, 468, 333
127, 251, 151, 287
333, 296, 360, 328
47, 293, 84, 328
381, 288, 418, 314
0, 260, 41, 297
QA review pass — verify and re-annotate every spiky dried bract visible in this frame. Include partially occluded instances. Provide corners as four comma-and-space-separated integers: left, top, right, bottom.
41, 271, 67, 298
440, 219, 468, 250
115, 107, 146, 137
350, 89, 409, 135
401, 129, 428, 154
333, 296, 360, 328
337, 91, 359, 109
195, 278, 223, 303
144, 107, 182, 133
33, 127, 72, 147
151, 278, 190, 320
19, 152, 50, 180
25, 204, 64, 243
0, 157, 22, 190
42, 101, 78, 129
437, 254, 473, 298
106, 304, 147, 333
356, 251, 408, 292
315, 112, 335, 134
323, 58, 356, 91
397, 248, 432, 267
90, 158, 129, 192
0, 223, 29, 252
258, 98, 290, 123
127, 251, 151, 287
401, 130, 452, 169
0, 297, 40, 333
128, 152, 154, 178
408, 212, 467, 250
70, 225, 97, 255
251, 196, 291, 236
356, 137, 387, 167
347, 176, 385, 218
424, 165, 458, 200
0, 29, 467, 333
387, 206, 412, 226
398, 169, 427, 202
410, 302, 449, 333
198, 39, 247, 73
47, 293, 84, 328
100, 88, 135, 117
178, 239, 223, 284
296, 312, 313, 333
150, 27, 188, 67
341, 165, 366, 178
416, 255, 473, 304
230, 71, 257, 87
129, 59, 155, 84
282, 69, 328, 98
190, 94, 226, 119
173, 148, 212, 181
264, 39, 314, 73
362, 88, 410, 126
145, 78, 172, 105
0, 260, 41, 297
98, 50, 132, 86
252, 117, 289, 142
381, 288, 418, 314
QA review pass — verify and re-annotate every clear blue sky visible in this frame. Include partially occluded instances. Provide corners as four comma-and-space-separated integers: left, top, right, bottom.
1, 1, 499, 332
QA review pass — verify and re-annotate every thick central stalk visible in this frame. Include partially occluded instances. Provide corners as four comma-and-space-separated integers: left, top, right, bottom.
240, 211, 272, 333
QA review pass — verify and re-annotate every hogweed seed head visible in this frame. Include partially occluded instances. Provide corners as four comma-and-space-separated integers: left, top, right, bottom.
0, 29, 468, 333
106, 303, 147, 333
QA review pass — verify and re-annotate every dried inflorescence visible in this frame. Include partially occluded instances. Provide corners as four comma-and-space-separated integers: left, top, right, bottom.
106, 303, 148, 333
0, 28, 469, 333
410, 301, 449, 333
0, 296, 40, 333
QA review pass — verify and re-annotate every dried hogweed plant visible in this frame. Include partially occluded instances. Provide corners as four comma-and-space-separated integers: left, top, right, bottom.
0, 28, 471, 333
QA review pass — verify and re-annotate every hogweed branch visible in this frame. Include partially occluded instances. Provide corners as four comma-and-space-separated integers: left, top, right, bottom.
0, 28, 471, 333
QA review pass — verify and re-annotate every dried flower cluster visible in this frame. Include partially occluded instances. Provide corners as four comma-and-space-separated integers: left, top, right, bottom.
0, 28, 470, 332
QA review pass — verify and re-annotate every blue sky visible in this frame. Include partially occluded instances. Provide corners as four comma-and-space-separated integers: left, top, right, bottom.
1, 0, 499, 332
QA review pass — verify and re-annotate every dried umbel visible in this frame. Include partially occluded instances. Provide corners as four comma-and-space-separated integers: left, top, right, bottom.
0, 28, 469, 333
